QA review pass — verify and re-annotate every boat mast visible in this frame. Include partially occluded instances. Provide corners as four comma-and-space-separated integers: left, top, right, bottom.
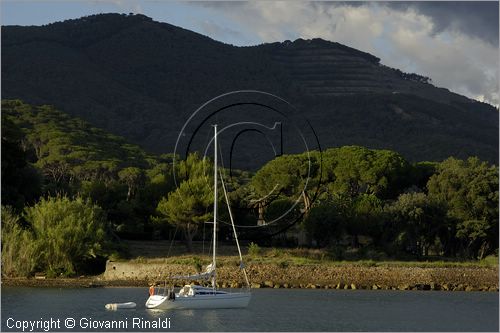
212, 124, 218, 290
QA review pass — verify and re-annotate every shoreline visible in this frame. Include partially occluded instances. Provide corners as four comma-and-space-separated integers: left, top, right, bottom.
2, 277, 498, 292
2, 262, 498, 292
1, 277, 147, 288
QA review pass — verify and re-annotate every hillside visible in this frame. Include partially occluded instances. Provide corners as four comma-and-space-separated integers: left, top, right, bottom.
2, 13, 498, 167
1, 99, 155, 174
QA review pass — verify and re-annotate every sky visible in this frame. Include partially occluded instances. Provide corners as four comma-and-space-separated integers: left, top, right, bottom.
1, 1, 498, 107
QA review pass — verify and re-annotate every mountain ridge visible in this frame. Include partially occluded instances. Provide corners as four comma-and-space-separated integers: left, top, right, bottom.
2, 13, 498, 166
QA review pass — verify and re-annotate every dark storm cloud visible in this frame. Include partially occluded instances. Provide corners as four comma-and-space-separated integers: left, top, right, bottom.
385, 1, 499, 46
211, 1, 499, 46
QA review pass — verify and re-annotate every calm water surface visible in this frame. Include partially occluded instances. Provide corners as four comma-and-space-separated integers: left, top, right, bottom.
1, 287, 498, 331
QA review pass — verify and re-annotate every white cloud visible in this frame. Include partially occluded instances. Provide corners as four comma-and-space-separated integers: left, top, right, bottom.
190, 1, 498, 106
95, 0, 143, 14
384, 9, 498, 106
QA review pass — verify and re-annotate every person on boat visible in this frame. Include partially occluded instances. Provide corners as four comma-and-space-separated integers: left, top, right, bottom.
149, 283, 155, 296
167, 287, 176, 301
179, 285, 192, 297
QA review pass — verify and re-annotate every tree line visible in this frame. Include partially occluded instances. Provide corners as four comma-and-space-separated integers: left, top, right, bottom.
244, 146, 498, 260
1, 100, 498, 277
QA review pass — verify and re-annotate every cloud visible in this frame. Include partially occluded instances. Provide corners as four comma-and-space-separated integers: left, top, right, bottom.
388, 19, 499, 105
386, 1, 499, 46
188, 1, 498, 106
95, 0, 143, 14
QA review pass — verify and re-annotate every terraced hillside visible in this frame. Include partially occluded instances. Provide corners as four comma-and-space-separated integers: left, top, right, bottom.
261, 38, 470, 105
267, 39, 391, 96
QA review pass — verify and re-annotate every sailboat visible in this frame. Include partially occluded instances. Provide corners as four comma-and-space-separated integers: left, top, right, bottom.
145, 125, 252, 310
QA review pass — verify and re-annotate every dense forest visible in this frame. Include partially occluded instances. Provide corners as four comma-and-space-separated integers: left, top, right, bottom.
2, 100, 498, 278
2, 13, 498, 165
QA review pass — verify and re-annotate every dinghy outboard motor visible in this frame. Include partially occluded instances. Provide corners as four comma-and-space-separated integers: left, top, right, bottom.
167, 289, 176, 301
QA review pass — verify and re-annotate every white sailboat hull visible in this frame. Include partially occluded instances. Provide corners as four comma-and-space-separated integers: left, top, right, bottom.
146, 292, 251, 310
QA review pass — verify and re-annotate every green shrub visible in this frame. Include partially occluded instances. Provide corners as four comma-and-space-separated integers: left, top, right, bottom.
1, 206, 37, 277
23, 196, 109, 276
269, 247, 283, 257
248, 242, 261, 257
278, 260, 289, 269
192, 256, 202, 272
480, 255, 499, 267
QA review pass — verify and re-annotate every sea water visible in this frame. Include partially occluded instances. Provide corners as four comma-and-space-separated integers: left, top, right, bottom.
1, 287, 498, 331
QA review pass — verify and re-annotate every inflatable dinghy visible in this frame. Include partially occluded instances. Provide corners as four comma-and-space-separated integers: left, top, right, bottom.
105, 302, 136, 310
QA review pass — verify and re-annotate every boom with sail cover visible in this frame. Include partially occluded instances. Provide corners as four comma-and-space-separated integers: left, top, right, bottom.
170, 263, 215, 280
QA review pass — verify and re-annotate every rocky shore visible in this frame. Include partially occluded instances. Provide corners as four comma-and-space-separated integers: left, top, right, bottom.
6, 260, 495, 292
103, 261, 498, 292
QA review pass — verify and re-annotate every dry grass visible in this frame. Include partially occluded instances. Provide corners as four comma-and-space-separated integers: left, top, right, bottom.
122, 241, 498, 269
